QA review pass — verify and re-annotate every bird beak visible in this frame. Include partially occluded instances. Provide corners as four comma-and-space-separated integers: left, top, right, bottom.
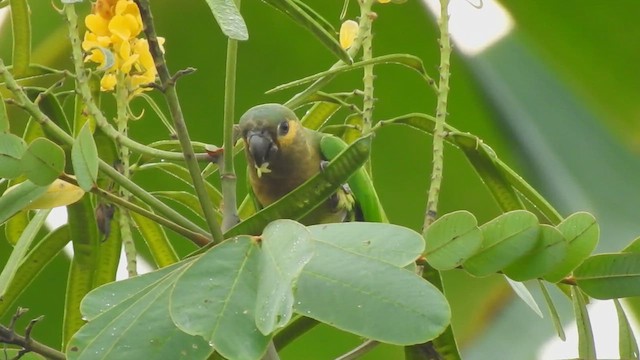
246, 130, 278, 169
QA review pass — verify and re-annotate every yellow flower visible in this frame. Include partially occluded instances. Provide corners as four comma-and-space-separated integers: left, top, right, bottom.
85, 13, 110, 37
100, 73, 117, 91
339, 20, 359, 50
94, 0, 118, 19
83, 0, 161, 95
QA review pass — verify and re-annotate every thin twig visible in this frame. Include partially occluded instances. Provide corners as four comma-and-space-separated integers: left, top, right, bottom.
413, 1, 461, 360
59, 174, 211, 247
423, 0, 451, 230
0, 309, 66, 360
134, 0, 224, 244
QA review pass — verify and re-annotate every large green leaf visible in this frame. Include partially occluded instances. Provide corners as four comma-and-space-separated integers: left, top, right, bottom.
255, 220, 314, 334
308, 222, 424, 267
68, 269, 212, 360
464, 210, 539, 277
80, 262, 188, 320
294, 239, 450, 345
170, 236, 270, 360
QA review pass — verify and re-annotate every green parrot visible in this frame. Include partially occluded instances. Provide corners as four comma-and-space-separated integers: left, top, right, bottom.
237, 103, 359, 225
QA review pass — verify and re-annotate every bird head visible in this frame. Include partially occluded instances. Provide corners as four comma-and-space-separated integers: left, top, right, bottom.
236, 103, 301, 178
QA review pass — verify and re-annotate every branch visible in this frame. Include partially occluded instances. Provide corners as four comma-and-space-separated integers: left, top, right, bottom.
220, 0, 241, 232
423, 0, 451, 229
134, 0, 224, 244
0, 308, 66, 360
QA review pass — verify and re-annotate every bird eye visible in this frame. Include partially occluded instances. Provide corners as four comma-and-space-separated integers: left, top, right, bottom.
278, 121, 290, 136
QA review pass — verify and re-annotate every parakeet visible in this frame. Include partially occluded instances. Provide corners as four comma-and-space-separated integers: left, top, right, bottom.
237, 103, 357, 225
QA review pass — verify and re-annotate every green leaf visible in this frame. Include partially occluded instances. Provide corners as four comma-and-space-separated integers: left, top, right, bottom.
571, 286, 596, 360
503, 224, 567, 281
300, 101, 341, 130
204, 0, 248, 40
33, 91, 72, 135
574, 253, 640, 299
21, 137, 65, 186
294, 239, 450, 345
614, 299, 639, 360
224, 135, 371, 237
0, 181, 47, 225
68, 269, 212, 360
308, 222, 423, 267
256, 220, 314, 334
64, 197, 100, 347
0, 210, 50, 300
544, 212, 599, 283
80, 261, 188, 320
450, 132, 524, 212
0, 91, 8, 133
0, 64, 57, 83
504, 277, 542, 317
424, 210, 482, 270
4, 209, 28, 246
9, 0, 31, 76
267, 54, 427, 93
463, 210, 539, 277
538, 280, 566, 341
261, 0, 351, 64
130, 200, 179, 268
152, 190, 207, 219
342, 113, 363, 145
137, 162, 222, 206
0, 133, 27, 179
0, 225, 70, 318
72, 122, 99, 191
170, 236, 270, 360
622, 236, 640, 253
290, 0, 336, 35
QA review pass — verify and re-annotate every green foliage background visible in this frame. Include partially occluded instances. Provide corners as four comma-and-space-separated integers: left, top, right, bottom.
1, 1, 639, 359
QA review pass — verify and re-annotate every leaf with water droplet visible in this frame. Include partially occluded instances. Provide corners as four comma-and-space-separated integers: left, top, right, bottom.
256, 220, 314, 334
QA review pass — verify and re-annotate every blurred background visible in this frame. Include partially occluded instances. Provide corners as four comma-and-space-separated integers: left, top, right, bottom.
1, 1, 639, 359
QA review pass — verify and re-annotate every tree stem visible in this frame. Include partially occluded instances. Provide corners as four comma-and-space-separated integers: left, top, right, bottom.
134, 0, 224, 244
221, 0, 241, 232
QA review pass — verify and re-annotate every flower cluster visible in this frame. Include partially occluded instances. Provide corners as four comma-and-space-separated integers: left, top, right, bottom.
82, 0, 163, 94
